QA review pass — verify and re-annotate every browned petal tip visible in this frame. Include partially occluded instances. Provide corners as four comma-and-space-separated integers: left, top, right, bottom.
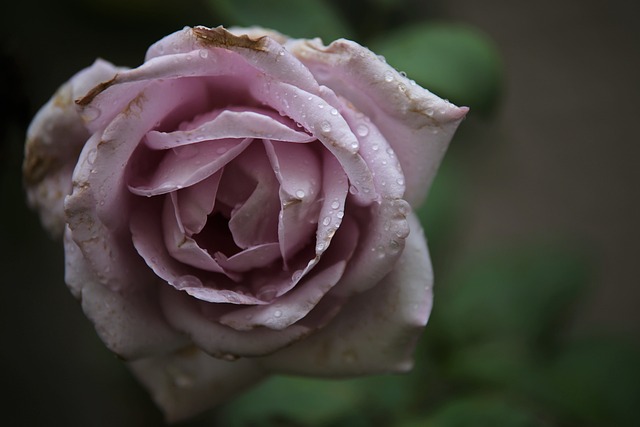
192, 26, 268, 52
75, 76, 118, 107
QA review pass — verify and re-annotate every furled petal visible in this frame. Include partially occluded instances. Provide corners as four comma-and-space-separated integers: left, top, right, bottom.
23, 59, 121, 237
215, 243, 282, 273
63, 227, 189, 359
128, 137, 253, 197
146, 109, 314, 150
65, 77, 210, 291
176, 172, 220, 236
160, 286, 330, 357
128, 347, 266, 423
250, 80, 377, 206
218, 216, 359, 331
314, 148, 349, 255
163, 193, 225, 273
288, 38, 468, 206
263, 139, 321, 263
257, 212, 432, 375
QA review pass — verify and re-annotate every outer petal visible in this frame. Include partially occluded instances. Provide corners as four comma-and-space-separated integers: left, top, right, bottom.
257, 212, 432, 376
288, 38, 468, 207
128, 347, 266, 423
23, 59, 121, 237
63, 227, 188, 359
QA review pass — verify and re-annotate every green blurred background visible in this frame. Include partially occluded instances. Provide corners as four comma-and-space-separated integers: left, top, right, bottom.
1, 0, 639, 426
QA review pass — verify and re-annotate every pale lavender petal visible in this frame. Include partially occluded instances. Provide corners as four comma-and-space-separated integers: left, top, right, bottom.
24, 59, 121, 237
288, 38, 468, 206
146, 109, 314, 150
128, 137, 253, 197
215, 243, 281, 273
263, 139, 321, 263
250, 80, 377, 205
258, 212, 432, 376
177, 172, 221, 236
163, 193, 224, 273
227, 143, 280, 248
314, 148, 349, 257
66, 78, 210, 291
128, 348, 266, 423
160, 286, 324, 357
219, 217, 359, 331
332, 198, 411, 297
191, 26, 319, 94
63, 227, 189, 359
319, 86, 405, 199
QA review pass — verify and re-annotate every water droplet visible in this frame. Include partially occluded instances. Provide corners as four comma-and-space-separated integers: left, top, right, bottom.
216, 146, 228, 155
307, 96, 313, 101
278, 49, 286, 57
336, 210, 344, 219
396, 177, 405, 185
83, 106, 101, 121
318, 103, 324, 109
258, 286, 277, 301
399, 71, 407, 77
316, 242, 326, 252
177, 275, 202, 288
349, 185, 358, 194
356, 124, 369, 137
320, 121, 331, 132
330, 200, 340, 209
372, 144, 379, 151
199, 49, 209, 59
329, 108, 339, 116
175, 144, 199, 158
397, 83, 407, 93
273, 310, 282, 318
295, 189, 306, 199
383, 71, 394, 82
87, 148, 97, 165
322, 216, 331, 226
292, 270, 303, 282
378, 55, 387, 63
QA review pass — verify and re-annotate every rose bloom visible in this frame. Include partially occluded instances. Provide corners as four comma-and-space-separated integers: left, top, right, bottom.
24, 26, 467, 421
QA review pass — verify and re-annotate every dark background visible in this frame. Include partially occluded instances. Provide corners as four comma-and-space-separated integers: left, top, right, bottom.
1, 0, 638, 425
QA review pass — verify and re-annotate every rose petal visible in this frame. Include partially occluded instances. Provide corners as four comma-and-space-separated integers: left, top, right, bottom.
128, 347, 266, 423
218, 216, 359, 331
128, 137, 253, 197
177, 172, 220, 235
160, 286, 321, 357
65, 77, 211, 291
163, 192, 225, 273
215, 243, 282, 273
257, 212, 432, 375
63, 227, 189, 359
250, 80, 377, 206
146, 109, 314, 150
288, 38, 468, 206
263, 139, 321, 263
23, 59, 121, 237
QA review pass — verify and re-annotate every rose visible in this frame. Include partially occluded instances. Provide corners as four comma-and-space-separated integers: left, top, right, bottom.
24, 25, 467, 421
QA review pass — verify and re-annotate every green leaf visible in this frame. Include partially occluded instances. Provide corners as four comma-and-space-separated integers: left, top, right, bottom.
370, 23, 503, 115
217, 374, 416, 426
434, 244, 589, 347
208, 0, 353, 42
538, 338, 640, 427
400, 395, 542, 427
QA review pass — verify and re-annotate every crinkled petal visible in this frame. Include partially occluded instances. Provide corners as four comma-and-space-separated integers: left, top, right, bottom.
288, 38, 468, 206
23, 59, 121, 237
128, 347, 266, 423
257, 212, 432, 376
63, 227, 188, 359
146, 109, 313, 150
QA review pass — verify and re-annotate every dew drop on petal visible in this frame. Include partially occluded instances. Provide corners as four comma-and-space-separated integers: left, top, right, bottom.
330, 108, 339, 116
336, 210, 344, 219
199, 49, 209, 59
273, 310, 283, 318
356, 124, 369, 137
87, 148, 97, 165
295, 189, 306, 199
330, 200, 340, 209
320, 121, 332, 132
177, 275, 202, 288
322, 216, 331, 226
383, 71, 394, 82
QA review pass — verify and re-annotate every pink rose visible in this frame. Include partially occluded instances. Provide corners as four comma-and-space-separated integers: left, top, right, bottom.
24, 26, 467, 421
